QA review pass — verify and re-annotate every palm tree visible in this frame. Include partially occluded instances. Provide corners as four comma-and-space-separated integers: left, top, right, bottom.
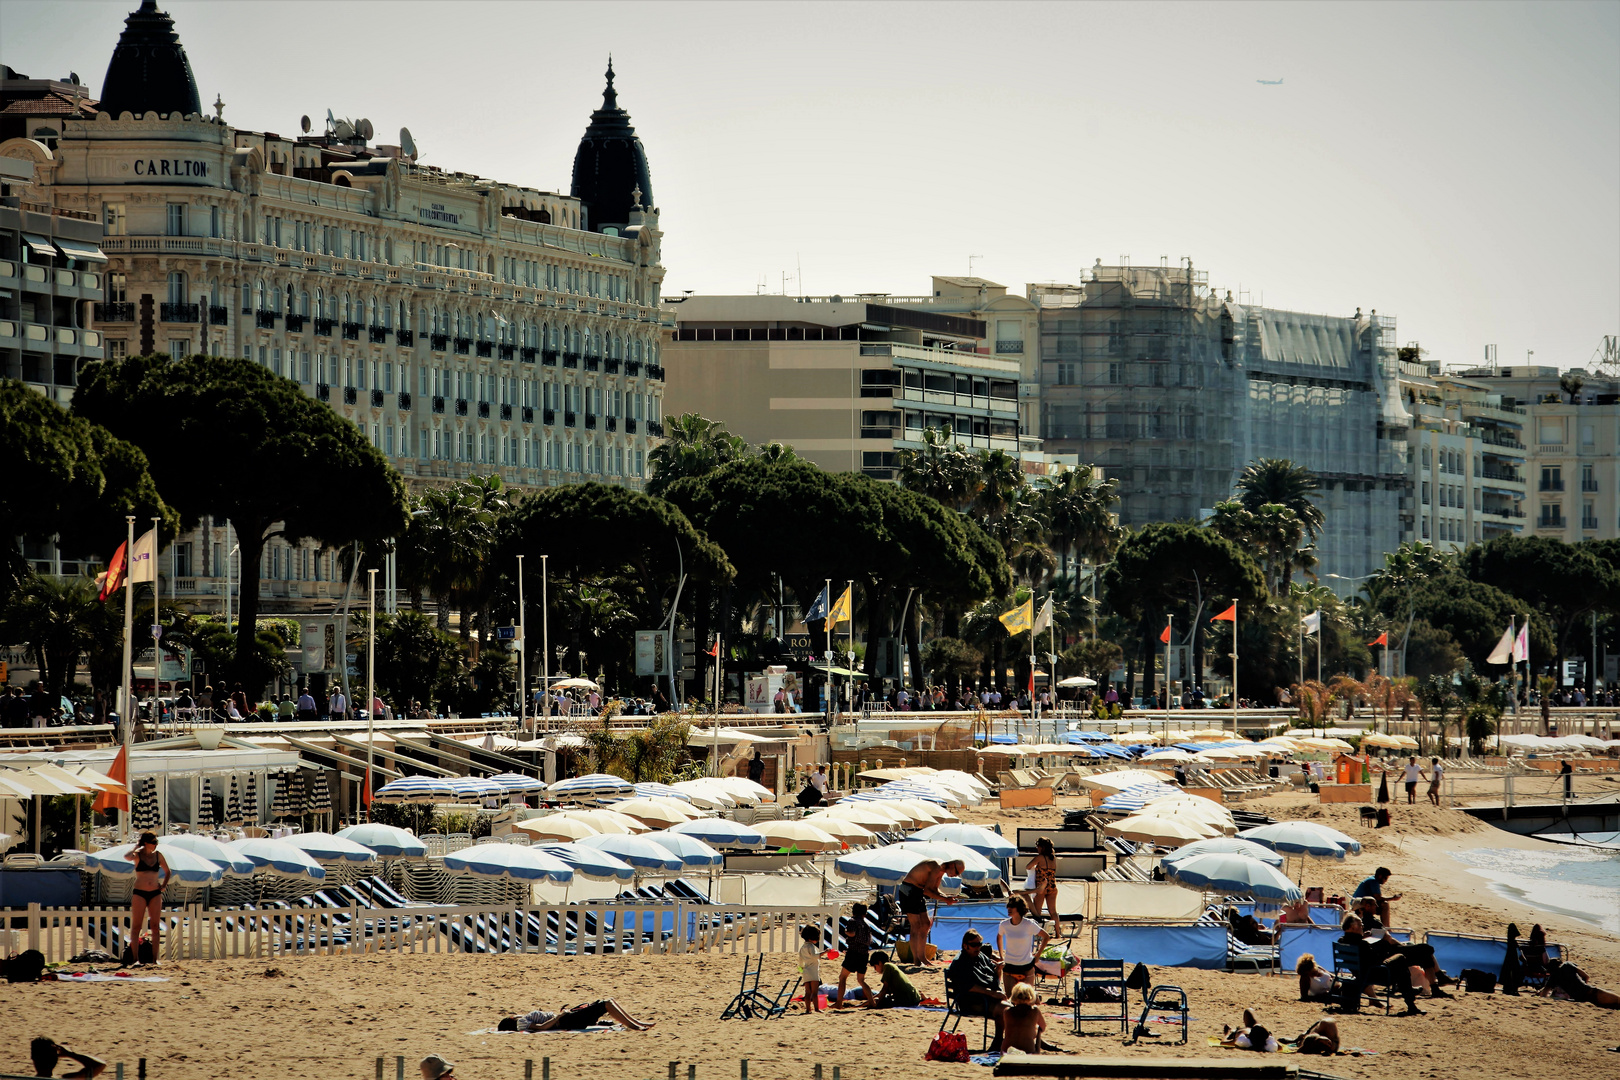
1235, 459, 1325, 541
897, 426, 978, 510
1037, 466, 1121, 583
646, 414, 749, 495
973, 449, 1024, 524
397, 476, 509, 646
0, 573, 102, 700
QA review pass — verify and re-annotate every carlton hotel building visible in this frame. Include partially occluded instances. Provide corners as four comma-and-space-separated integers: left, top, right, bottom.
2, 2, 667, 611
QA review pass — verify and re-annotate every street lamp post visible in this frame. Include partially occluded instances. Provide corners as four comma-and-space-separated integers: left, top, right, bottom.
539, 554, 549, 732
516, 554, 527, 733
365, 568, 376, 823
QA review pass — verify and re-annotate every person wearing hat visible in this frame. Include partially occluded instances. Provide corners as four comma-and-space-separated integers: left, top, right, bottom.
418, 1055, 456, 1080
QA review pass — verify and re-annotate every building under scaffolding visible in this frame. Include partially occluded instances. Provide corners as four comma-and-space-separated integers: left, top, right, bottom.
1032, 260, 1407, 584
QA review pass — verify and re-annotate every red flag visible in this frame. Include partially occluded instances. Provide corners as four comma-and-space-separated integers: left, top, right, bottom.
1159, 624, 1172, 643
707, 638, 720, 658
1368, 631, 1389, 647
362, 764, 374, 807
93, 743, 131, 813
1210, 603, 1237, 623
97, 541, 129, 602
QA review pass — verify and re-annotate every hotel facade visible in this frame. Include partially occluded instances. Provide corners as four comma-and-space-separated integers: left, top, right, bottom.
2, 2, 668, 615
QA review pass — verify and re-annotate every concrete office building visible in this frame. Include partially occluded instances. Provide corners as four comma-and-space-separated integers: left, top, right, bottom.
1, 2, 669, 618
662, 290, 1040, 480
1031, 260, 1409, 585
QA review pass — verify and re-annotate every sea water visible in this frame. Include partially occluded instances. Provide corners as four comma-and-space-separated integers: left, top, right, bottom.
1450, 844, 1620, 934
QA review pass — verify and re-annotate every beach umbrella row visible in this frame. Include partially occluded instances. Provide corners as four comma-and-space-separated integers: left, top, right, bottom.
834, 840, 1002, 888
336, 823, 427, 858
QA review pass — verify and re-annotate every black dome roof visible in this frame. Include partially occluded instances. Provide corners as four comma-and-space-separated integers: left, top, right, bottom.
570, 60, 652, 233
99, 0, 201, 120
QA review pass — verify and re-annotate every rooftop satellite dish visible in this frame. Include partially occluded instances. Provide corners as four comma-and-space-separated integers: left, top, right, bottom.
333, 118, 354, 141
357, 118, 373, 142
399, 126, 417, 159
300, 114, 311, 134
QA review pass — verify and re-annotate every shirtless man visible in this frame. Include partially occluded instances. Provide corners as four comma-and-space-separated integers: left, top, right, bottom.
895, 858, 964, 966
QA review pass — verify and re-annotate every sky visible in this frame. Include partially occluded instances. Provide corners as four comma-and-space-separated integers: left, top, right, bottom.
6, 0, 1617, 372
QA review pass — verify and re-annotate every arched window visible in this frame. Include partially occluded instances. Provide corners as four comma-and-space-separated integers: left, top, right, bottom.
285, 284, 294, 313
316, 288, 325, 318
253, 280, 264, 311
300, 290, 310, 317
168, 271, 188, 307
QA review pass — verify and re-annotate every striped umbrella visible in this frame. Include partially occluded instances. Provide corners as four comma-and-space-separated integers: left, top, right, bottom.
225, 775, 242, 826
488, 772, 546, 795
243, 772, 259, 826
282, 831, 379, 865
442, 843, 575, 883
271, 773, 292, 819
632, 782, 693, 803
642, 830, 724, 868
663, 817, 766, 848
446, 776, 507, 802
87, 843, 224, 886
228, 837, 328, 881
289, 771, 309, 816
335, 823, 427, 859
373, 776, 459, 803
1098, 782, 1181, 813
546, 773, 635, 801
308, 771, 332, 814
534, 842, 636, 882
159, 833, 258, 877
196, 778, 214, 830
570, 833, 684, 872
132, 776, 159, 832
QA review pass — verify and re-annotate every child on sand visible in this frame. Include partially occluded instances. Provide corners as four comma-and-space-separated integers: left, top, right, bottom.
870, 951, 922, 1008
799, 925, 823, 1013
1000, 984, 1049, 1054
834, 903, 874, 1008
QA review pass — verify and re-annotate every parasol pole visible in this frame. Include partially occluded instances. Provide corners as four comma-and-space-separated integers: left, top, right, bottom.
366, 568, 376, 823
119, 514, 135, 842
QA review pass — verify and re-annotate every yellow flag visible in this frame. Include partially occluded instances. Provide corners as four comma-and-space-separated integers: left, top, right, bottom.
999, 598, 1033, 636
828, 585, 853, 625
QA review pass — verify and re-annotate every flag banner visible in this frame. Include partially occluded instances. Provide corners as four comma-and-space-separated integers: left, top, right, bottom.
1211, 603, 1237, 623
97, 541, 129, 601
805, 586, 830, 624
1486, 623, 1515, 666
1033, 596, 1054, 634
93, 744, 130, 813
1368, 631, 1389, 647
1159, 623, 1172, 644
129, 527, 158, 584
1301, 610, 1321, 636
707, 637, 721, 658
828, 585, 853, 626
1513, 621, 1530, 663
362, 764, 373, 807
999, 598, 1034, 635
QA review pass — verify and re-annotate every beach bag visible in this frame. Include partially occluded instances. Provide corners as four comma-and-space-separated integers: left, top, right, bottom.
1460, 968, 1497, 994
924, 1031, 969, 1063
3, 949, 46, 983
1023, 867, 1038, 891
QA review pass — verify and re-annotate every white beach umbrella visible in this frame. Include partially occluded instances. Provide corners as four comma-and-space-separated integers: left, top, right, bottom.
282, 831, 381, 865
668, 779, 738, 808
834, 840, 1001, 886
534, 842, 636, 882
1077, 769, 1176, 792
664, 817, 766, 848
754, 819, 844, 853
803, 816, 878, 846
335, 823, 427, 859
87, 842, 226, 886
512, 815, 602, 842
552, 808, 651, 834
906, 823, 1017, 859
1104, 814, 1220, 847
709, 776, 777, 803
227, 837, 328, 881
546, 773, 635, 801
817, 803, 913, 831
887, 797, 958, 823
158, 833, 258, 877
1161, 837, 1285, 870
603, 798, 694, 828
443, 842, 575, 883
572, 833, 684, 872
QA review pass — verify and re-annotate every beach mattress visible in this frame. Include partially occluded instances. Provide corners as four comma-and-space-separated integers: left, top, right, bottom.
1095, 924, 1227, 969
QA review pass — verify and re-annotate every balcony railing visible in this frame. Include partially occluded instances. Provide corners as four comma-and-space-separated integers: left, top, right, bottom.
316, 383, 330, 401
159, 302, 200, 323
315, 317, 336, 336
370, 325, 389, 344
605, 416, 617, 432
431, 333, 449, 351
94, 301, 135, 322
397, 329, 415, 346
521, 346, 537, 363
542, 348, 559, 366
1539, 514, 1567, 529
647, 364, 665, 380
477, 402, 490, 418
285, 313, 307, 332
476, 341, 494, 358
543, 408, 555, 425
1582, 517, 1600, 531
455, 399, 468, 416
584, 356, 601, 372
563, 352, 580, 368
453, 337, 472, 354
564, 412, 576, 427
498, 403, 511, 420
1582, 480, 1600, 492
995, 340, 1025, 354
343, 386, 358, 405
625, 417, 637, 434
371, 389, 384, 407
647, 419, 664, 437
585, 414, 598, 430
521, 406, 533, 424
398, 391, 412, 411
499, 344, 515, 360
1540, 481, 1565, 492
209, 305, 230, 325
605, 358, 621, 374
255, 309, 279, 329
625, 360, 643, 377
341, 322, 362, 340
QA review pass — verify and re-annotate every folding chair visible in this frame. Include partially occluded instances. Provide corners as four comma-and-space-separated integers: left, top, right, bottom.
1126, 984, 1188, 1046
940, 983, 994, 1052
1331, 941, 1395, 1014
720, 955, 768, 1019
1072, 959, 1128, 1036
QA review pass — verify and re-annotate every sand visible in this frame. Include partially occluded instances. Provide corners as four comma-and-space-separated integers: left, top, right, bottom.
8, 789, 1619, 1080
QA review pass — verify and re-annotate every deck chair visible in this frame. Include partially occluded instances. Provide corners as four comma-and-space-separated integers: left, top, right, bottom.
1331, 941, 1396, 1014
1072, 959, 1128, 1036
1126, 984, 1188, 1046
941, 983, 995, 1052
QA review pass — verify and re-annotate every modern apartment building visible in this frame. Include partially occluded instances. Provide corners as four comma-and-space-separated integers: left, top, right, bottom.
1, 1, 670, 617
661, 291, 1038, 479
1395, 365, 1529, 549
1031, 260, 1408, 585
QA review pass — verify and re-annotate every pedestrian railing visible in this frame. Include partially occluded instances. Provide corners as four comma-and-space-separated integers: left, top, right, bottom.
13, 900, 839, 964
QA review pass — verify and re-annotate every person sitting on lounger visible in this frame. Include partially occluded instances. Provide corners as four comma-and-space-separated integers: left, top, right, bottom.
1296, 953, 1335, 1001
870, 950, 922, 1008
1001, 984, 1052, 1054
1538, 958, 1620, 1008
1338, 916, 1423, 1015
1225, 906, 1275, 946
497, 1000, 654, 1032
29, 1039, 105, 1079
946, 930, 1007, 1044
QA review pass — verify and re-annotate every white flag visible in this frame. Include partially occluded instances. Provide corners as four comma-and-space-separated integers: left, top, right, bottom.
1513, 621, 1530, 663
1301, 610, 1320, 636
1032, 596, 1054, 634
128, 527, 158, 584
1486, 622, 1515, 666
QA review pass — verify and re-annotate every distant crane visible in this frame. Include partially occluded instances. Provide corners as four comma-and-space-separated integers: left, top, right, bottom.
1257, 78, 1284, 85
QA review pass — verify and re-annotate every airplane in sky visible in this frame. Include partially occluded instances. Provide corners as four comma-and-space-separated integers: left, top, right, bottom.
1257, 78, 1284, 85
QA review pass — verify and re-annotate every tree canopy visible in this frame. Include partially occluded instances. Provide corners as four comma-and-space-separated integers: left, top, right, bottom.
73, 354, 408, 688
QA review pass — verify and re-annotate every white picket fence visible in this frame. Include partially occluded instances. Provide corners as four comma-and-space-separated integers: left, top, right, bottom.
12, 901, 839, 964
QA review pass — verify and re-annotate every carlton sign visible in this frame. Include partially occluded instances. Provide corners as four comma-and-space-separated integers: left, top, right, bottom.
131, 157, 210, 178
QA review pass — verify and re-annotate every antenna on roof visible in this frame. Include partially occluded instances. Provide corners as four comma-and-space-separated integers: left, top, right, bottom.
399, 127, 417, 160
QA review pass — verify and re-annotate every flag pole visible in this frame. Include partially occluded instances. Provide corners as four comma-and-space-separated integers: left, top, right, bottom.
1231, 601, 1239, 736
1030, 596, 1037, 725
365, 568, 376, 822
823, 578, 832, 725
118, 515, 134, 841
1316, 616, 1322, 684
846, 578, 854, 719
1164, 613, 1173, 741
151, 515, 162, 726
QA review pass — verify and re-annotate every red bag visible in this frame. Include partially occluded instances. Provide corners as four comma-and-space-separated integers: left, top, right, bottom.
924, 1031, 969, 1063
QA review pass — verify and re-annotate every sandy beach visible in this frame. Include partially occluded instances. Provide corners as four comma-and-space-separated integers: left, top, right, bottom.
8, 788, 1619, 1080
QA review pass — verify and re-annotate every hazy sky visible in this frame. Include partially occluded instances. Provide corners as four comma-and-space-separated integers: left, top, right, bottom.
7, 1, 1617, 370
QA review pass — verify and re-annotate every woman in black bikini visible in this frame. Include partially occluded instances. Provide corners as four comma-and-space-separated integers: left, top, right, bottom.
129, 832, 171, 965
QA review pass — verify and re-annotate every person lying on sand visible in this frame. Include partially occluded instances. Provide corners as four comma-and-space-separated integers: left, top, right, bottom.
28, 1038, 105, 1079
497, 1000, 654, 1031
1001, 984, 1061, 1054
1537, 959, 1620, 1009
1296, 953, 1335, 1001
1219, 1009, 1277, 1052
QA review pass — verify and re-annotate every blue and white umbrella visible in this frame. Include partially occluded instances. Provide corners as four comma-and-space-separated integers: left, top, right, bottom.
227, 837, 328, 881
633, 782, 693, 802
282, 831, 381, 865
870, 780, 962, 805
645, 830, 725, 868
489, 772, 547, 794
534, 842, 636, 882
444, 842, 575, 883
571, 833, 683, 872
905, 823, 1017, 859
1161, 837, 1285, 870
664, 817, 766, 848
87, 843, 226, 886
157, 833, 258, 877
336, 823, 427, 859
1163, 852, 1302, 902
834, 841, 1000, 889
373, 776, 459, 804
446, 776, 508, 802
547, 773, 635, 801
1098, 782, 1181, 813
1239, 822, 1361, 859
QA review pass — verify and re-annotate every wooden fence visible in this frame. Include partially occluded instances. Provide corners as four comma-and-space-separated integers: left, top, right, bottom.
10, 900, 839, 964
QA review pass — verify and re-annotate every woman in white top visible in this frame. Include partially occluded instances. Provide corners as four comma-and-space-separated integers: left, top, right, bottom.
996, 896, 1049, 995
1295, 953, 1335, 1000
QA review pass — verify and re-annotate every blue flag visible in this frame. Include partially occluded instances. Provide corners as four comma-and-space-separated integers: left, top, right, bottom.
805, 585, 830, 623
